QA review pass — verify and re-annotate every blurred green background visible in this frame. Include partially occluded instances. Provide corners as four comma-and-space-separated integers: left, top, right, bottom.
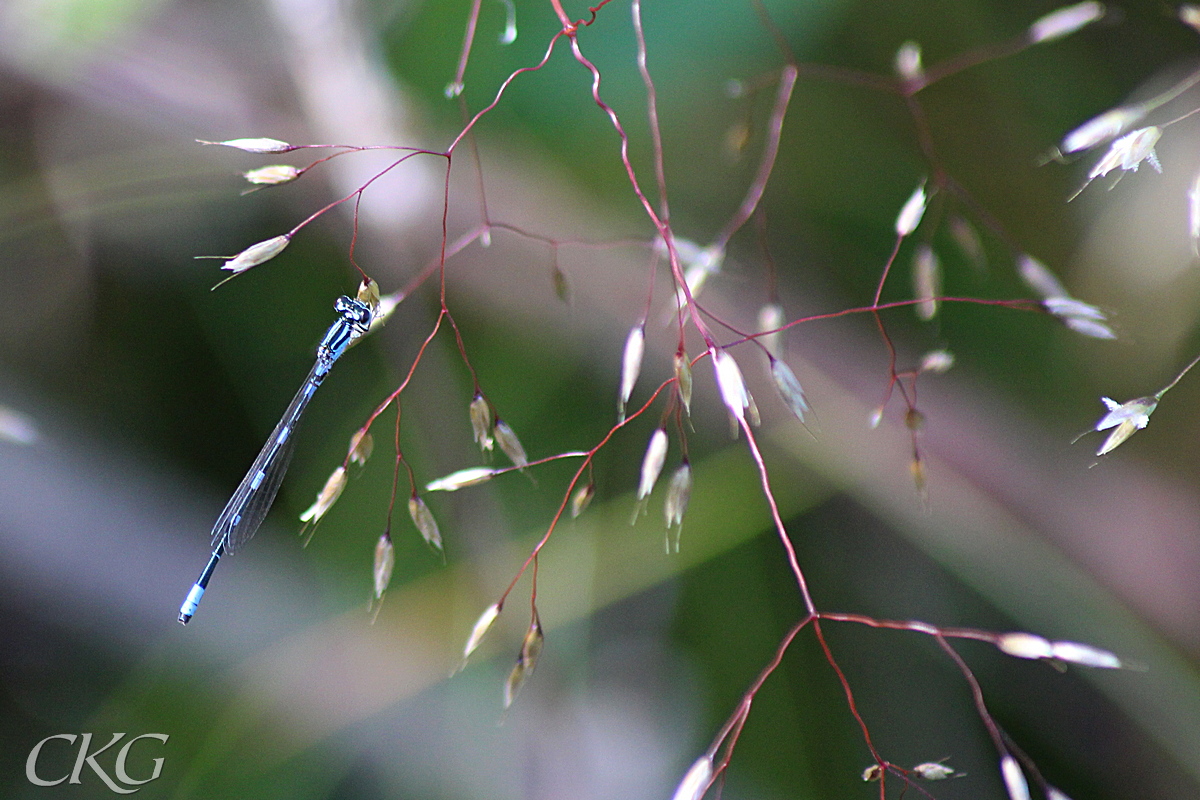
2, 0, 1200, 798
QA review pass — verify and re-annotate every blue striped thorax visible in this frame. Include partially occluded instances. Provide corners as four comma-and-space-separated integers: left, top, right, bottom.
318, 296, 375, 369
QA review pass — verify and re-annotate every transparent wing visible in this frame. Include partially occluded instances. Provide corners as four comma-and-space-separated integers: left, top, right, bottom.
211, 363, 325, 554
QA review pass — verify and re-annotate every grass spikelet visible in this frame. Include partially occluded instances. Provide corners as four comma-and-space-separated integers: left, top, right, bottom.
197, 137, 293, 153
494, 418, 528, 468
674, 351, 693, 416
637, 428, 669, 501
299, 465, 347, 524
469, 393, 493, 452
461, 602, 502, 667
894, 179, 928, 237
618, 323, 645, 421
408, 494, 443, 552
712, 348, 751, 426
664, 461, 692, 552
372, 531, 395, 602
502, 614, 544, 709
670, 756, 713, 800
348, 429, 373, 466
242, 165, 300, 188
199, 234, 291, 288
912, 243, 940, 320
425, 466, 497, 492
1028, 1, 1105, 44
769, 357, 809, 423
570, 482, 596, 518
1000, 754, 1031, 800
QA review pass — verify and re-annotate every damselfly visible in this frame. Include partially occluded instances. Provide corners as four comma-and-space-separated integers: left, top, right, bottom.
178, 289, 376, 624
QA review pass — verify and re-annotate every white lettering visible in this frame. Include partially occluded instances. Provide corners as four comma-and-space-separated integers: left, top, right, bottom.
69, 733, 137, 795
25, 733, 76, 786
115, 733, 169, 786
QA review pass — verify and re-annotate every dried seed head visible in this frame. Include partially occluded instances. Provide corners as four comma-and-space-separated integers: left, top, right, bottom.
494, 418, 528, 468
868, 407, 884, 429
1018, 257, 1116, 338
671, 756, 714, 800
571, 482, 596, 518
242, 164, 300, 186
1043, 297, 1114, 339
745, 390, 761, 428
664, 462, 693, 552
998, 631, 1122, 668
205, 234, 291, 278
895, 40, 924, 85
1049, 640, 1122, 668
1060, 313, 1116, 340
619, 324, 646, 421
408, 495, 443, 552
905, 408, 925, 431
910, 457, 926, 494
444, 81, 464, 98
503, 616, 544, 709
997, 631, 1055, 660
522, 616, 546, 667
1061, 105, 1143, 154
1087, 126, 1162, 181
356, 278, 380, 310
770, 358, 809, 423
861, 764, 883, 782
502, 654, 528, 710
712, 348, 751, 425
894, 179, 928, 237
1018, 254, 1066, 300
1095, 395, 1156, 432
1042, 296, 1105, 322
373, 532, 395, 600
912, 762, 959, 780
299, 465, 347, 523
198, 137, 293, 153
674, 351, 693, 416
425, 466, 497, 492
497, 0, 517, 44
638, 428, 669, 500
1000, 755, 1031, 800
757, 302, 785, 360
469, 393, 494, 452
949, 216, 985, 271
912, 244, 940, 320
725, 120, 751, 157
920, 350, 955, 373
462, 602, 501, 661
552, 264, 570, 303
1094, 396, 1157, 455
348, 429, 374, 466
1028, 2, 1105, 44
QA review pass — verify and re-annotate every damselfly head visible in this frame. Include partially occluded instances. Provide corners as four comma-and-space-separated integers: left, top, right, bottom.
335, 295, 374, 327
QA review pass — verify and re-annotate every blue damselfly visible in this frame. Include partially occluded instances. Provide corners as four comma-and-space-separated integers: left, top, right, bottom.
178, 290, 375, 624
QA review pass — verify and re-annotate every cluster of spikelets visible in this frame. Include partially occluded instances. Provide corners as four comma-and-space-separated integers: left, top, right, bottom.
186, 4, 1186, 795
670, 627, 1128, 800
887, 2, 1200, 463
1050, 4, 1200, 458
